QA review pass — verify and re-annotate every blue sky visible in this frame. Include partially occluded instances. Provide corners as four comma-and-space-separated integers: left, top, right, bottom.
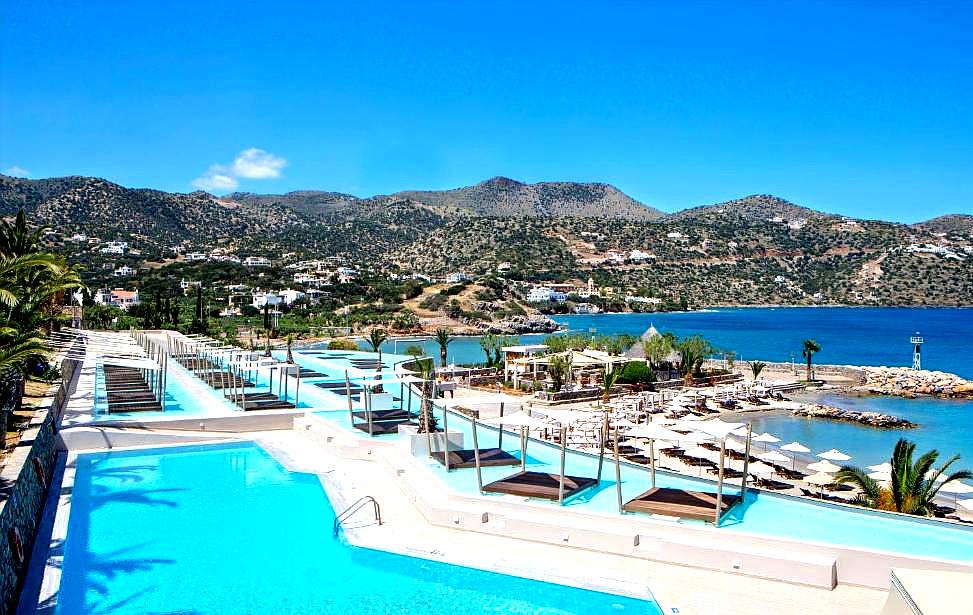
1, 1, 971, 222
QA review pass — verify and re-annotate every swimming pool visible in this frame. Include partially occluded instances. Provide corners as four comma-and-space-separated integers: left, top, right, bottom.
48, 441, 660, 615
313, 386, 973, 563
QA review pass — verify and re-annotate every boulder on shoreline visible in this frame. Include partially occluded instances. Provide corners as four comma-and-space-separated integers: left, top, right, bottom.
793, 403, 917, 429
854, 366, 973, 399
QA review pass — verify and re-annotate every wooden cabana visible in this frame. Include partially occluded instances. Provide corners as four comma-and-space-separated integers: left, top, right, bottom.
616, 418, 753, 525
431, 395, 525, 470
475, 409, 604, 505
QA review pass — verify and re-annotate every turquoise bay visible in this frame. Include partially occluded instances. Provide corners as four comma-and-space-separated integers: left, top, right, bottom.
374, 307, 973, 468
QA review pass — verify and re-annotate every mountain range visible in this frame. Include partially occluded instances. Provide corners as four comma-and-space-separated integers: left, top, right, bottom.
2, 173, 971, 306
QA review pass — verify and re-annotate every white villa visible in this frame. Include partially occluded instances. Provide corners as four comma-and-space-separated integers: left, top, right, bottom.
93, 288, 140, 310
243, 256, 272, 268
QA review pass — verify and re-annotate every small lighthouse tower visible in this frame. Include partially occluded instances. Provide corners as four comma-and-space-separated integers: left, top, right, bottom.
910, 332, 924, 371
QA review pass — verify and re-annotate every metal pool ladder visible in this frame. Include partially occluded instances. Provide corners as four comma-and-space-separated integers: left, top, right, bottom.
333, 496, 383, 536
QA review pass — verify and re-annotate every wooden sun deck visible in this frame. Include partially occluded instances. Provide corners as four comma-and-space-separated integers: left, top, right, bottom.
622, 487, 741, 521
430, 448, 520, 469
352, 420, 415, 435
482, 471, 598, 501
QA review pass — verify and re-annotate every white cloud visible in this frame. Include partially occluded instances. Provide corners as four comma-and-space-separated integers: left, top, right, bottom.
191, 148, 287, 192
191, 165, 239, 191
231, 148, 287, 179
3, 165, 30, 178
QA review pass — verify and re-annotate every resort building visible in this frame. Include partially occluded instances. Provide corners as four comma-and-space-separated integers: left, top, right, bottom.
113, 265, 135, 277
184, 252, 208, 261
526, 287, 567, 303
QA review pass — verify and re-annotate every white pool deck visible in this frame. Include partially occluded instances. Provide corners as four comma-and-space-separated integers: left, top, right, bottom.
35, 331, 973, 614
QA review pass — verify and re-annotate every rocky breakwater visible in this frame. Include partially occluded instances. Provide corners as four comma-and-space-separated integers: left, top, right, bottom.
855, 367, 973, 399
793, 403, 917, 428
482, 314, 563, 334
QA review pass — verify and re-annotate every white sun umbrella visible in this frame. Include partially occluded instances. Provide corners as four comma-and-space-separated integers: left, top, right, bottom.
780, 441, 811, 470
724, 438, 748, 452
748, 461, 776, 478
867, 471, 892, 482
807, 460, 842, 473
939, 481, 973, 494
752, 432, 780, 452
924, 469, 948, 482
611, 418, 637, 429
758, 450, 790, 464
939, 480, 973, 506
689, 418, 746, 440
867, 462, 893, 474
817, 448, 851, 461
806, 472, 835, 494
730, 426, 750, 437
957, 498, 973, 512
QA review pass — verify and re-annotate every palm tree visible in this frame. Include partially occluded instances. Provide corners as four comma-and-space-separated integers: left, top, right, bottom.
367, 328, 389, 353
677, 335, 713, 384
547, 354, 572, 392
802, 339, 821, 381
413, 358, 438, 433
434, 328, 452, 366
835, 438, 973, 515
479, 333, 497, 366
285, 334, 295, 364
748, 360, 767, 380
601, 365, 620, 404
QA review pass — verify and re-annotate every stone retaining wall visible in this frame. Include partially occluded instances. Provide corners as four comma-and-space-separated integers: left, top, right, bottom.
0, 354, 79, 615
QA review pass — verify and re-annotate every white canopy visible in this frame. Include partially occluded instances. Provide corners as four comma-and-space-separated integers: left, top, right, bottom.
753, 432, 780, 444
939, 481, 973, 495
806, 472, 836, 486
817, 448, 851, 461
807, 460, 842, 473
479, 411, 550, 429
867, 462, 893, 473
781, 441, 811, 453
758, 451, 790, 464
957, 498, 973, 512
867, 471, 892, 482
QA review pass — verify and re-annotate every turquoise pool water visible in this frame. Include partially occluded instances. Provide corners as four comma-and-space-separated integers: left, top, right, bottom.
313, 387, 973, 562
54, 442, 659, 615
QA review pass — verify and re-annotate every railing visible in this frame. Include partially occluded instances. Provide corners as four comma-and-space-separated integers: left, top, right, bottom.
332, 496, 382, 537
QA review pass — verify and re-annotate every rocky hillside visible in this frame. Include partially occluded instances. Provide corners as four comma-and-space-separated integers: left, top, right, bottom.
395, 176, 663, 220
913, 214, 973, 236
2, 173, 971, 306
664, 194, 831, 222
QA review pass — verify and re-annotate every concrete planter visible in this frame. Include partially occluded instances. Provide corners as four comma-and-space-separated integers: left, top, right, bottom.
397, 424, 464, 456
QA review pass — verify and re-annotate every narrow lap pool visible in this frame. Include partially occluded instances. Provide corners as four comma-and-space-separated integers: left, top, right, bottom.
49, 442, 660, 615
